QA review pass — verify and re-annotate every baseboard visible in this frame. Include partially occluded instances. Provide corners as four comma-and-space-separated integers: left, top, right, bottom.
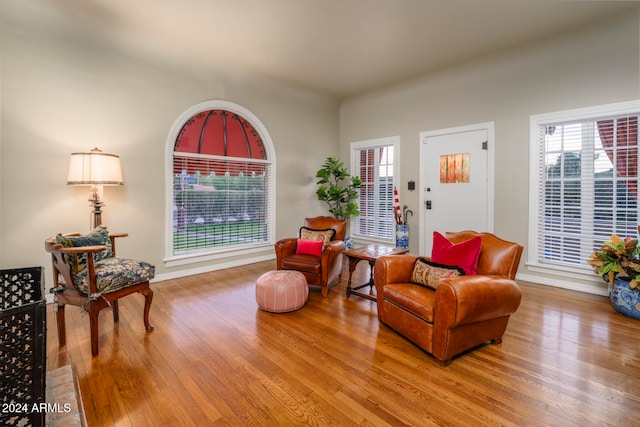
516, 272, 608, 296
152, 253, 275, 283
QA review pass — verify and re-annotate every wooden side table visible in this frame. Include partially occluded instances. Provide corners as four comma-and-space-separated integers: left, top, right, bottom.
343, 244, 409, 301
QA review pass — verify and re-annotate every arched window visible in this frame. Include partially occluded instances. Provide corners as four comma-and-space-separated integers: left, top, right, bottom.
166, 101, 275, 262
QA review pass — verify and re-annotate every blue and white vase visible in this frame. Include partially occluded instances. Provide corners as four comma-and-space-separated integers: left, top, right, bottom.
395, 224, 409, 249
344, 236, 353, 250
609, 277, 640, 320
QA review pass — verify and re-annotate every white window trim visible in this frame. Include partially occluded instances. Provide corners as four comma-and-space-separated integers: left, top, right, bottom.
527, 99, 640, 284
164, 100, 276, 266
350, 136, 400, 244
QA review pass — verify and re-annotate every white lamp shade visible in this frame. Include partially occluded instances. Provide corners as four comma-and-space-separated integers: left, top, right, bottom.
67, 148, 123, 185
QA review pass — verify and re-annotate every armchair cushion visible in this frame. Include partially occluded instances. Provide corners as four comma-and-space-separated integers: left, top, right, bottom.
384, 282, 435, 323
279, 254, 323, 274
295, 239, 323, 257
299, 227, 335, 244
411, 258, 465, 289
55, 226, 112, 280
431, 231, 481, 275
76, 257, 155, 295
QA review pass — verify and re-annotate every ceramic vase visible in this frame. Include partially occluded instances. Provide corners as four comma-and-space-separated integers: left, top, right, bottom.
609, 277, 640, 320
344, 236, 353, 250
395, 224, 409, 249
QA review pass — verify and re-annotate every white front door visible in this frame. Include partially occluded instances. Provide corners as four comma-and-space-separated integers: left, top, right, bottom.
419, 123, 494, 255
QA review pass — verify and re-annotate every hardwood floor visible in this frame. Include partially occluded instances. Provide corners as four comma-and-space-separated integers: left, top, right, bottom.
46, 260, 640, 426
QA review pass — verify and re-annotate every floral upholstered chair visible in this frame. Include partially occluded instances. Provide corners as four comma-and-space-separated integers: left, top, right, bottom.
45, 226, 154, 356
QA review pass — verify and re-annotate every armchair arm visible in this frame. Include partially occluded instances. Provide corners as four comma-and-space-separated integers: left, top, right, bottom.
321, 239, 346, 286
374, 255, 420, 290
274, 238, 298, 267
374, 255, 420, 314
54, 244, 108, 294
54, 245, 108, 254
109, 232, 128, 257
434, 275, 522, 329
45, 238, 109, 295
321, 240, 345, 265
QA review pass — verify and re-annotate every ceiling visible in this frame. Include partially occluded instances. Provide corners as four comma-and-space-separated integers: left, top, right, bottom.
3, 0, 638, 98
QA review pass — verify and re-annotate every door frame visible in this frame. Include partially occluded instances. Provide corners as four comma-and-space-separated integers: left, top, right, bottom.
418, 121, 496, 255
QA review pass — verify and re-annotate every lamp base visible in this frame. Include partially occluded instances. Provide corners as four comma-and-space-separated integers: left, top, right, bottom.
90, 202, 104, 228
88, 184, 105, 228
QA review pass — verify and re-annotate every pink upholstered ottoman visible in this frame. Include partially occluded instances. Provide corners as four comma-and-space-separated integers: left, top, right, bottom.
256, 270, 308, 313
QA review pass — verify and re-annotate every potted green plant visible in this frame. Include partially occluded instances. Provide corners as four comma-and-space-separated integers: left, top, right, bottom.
587, 234, 640, 319
315, 157, 362, 221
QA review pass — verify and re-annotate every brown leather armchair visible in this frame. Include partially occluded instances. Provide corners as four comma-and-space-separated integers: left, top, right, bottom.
374, 231, 523, 365
275, 216, 346, 297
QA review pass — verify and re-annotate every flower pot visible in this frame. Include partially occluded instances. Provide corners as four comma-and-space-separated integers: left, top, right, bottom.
609, 277, 640, 320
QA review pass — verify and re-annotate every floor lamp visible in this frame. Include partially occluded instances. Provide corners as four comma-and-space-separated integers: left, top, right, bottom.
67, 148, 123, 228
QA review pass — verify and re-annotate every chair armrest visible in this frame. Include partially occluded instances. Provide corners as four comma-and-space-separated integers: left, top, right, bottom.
108, 233, 128, 257
374, 255, 420, 290
109, 233, 128, 238
321, 240, 345, 264
274, 238, 298, 266
435, 275, 522, 328
44, 241, 106, 295
323, 239, 345, 253
47, 242, 108, 255
60, 245, 108, 254
320, 240, 346, 286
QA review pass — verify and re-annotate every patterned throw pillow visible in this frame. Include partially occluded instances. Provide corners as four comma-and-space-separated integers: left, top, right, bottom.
56, 225, 113, 283
299, 227, 335, 244
411, 258, 465, 289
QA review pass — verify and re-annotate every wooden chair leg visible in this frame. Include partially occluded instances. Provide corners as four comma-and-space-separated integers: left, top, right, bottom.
56, 303, 66, 347
142, 287, 154, 332
321, 285, 328, 298
112, 300, 119, 323
89, 304, 100, 356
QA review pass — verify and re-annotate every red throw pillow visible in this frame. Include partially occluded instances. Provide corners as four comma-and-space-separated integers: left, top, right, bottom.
430, 232, 482, 275
296, 239, 324, 257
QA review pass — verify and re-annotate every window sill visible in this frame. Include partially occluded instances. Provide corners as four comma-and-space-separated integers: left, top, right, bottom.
164, 243, 273, 268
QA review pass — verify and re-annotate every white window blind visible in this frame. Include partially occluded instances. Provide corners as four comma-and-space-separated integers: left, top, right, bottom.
535, 110, 639, 270
351, 139, 397, 240
172, 153, 272, 255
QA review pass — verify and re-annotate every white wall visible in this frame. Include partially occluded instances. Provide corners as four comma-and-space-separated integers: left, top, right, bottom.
339, 10, 640, 294
0, 7, 338, 281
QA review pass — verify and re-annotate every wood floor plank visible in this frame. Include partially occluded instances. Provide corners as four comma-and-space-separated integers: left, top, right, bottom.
46, 260, 640, 426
